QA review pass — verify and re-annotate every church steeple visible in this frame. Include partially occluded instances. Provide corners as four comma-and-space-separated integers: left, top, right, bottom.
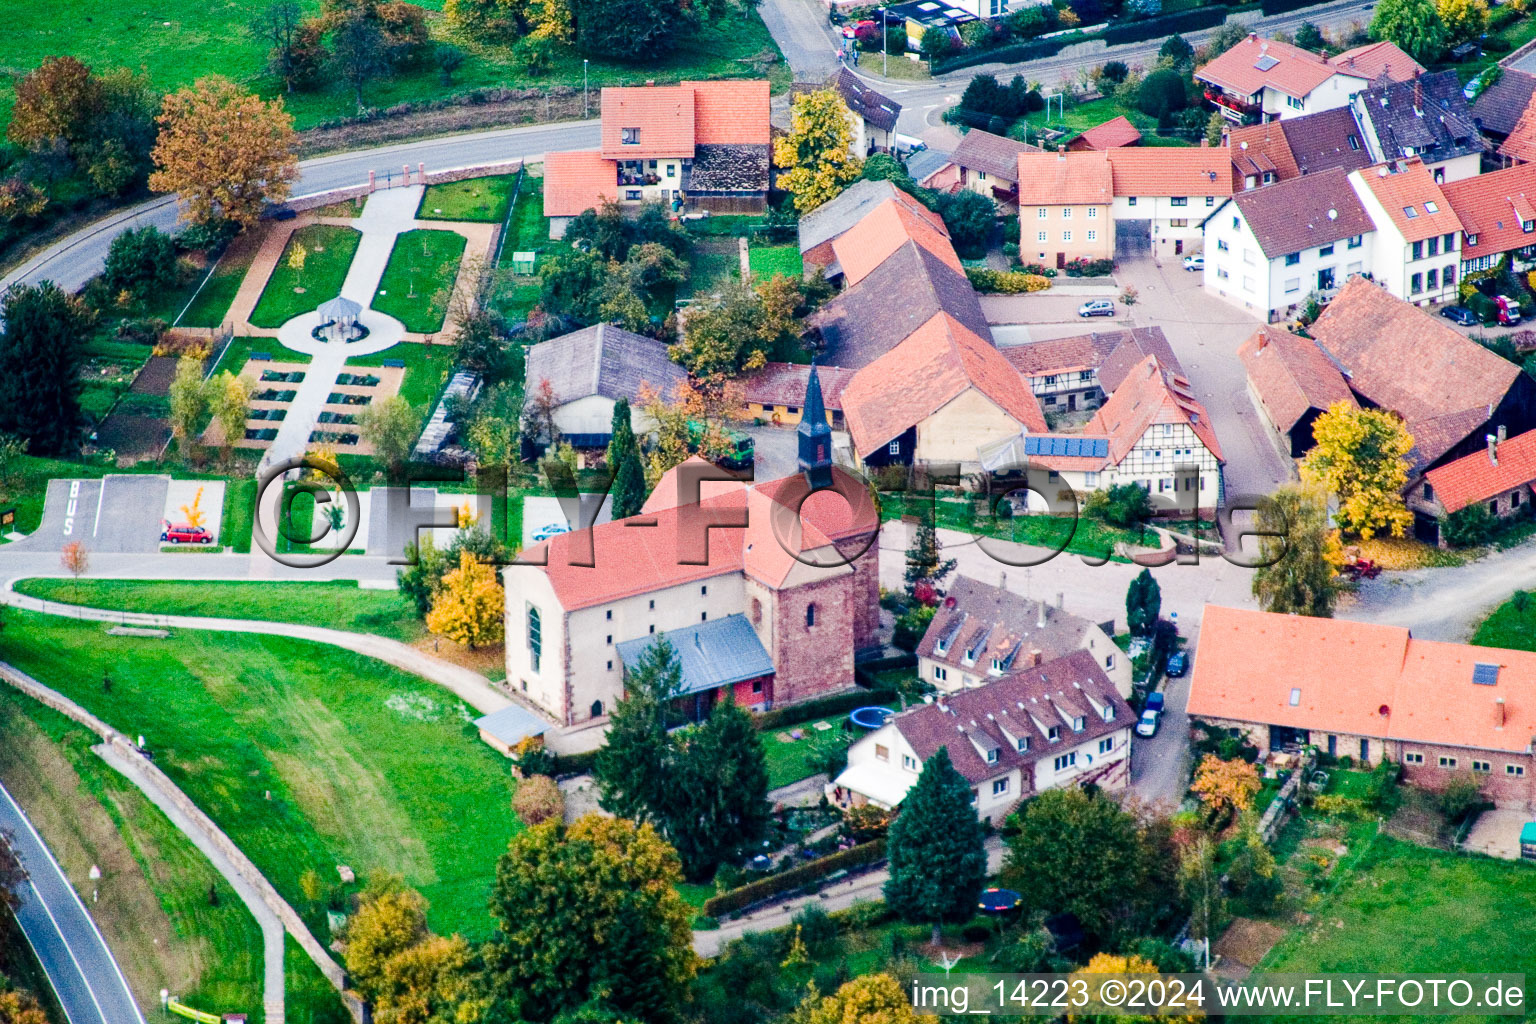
797, 362, 833, 490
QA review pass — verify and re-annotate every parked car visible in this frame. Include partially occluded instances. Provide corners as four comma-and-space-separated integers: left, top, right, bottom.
161, 520, 213, 544
1182, 254, 1204, 272
841, 19, 876, 39
1440, 305, 1478, 326
1078, 299, 1115, 318
1136, 708, 1161, 738
1144, 690, 1165, 713
1165, 651, 1188, 677
530, 523, 570, 543
1496, 295, 1524, 325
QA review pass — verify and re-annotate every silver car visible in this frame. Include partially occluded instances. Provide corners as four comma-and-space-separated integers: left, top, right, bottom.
1078, 299, 1115, 318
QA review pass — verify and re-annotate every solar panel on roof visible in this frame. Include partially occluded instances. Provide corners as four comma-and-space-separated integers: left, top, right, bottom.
1472, 662, 1500, 685
1022, 436, 1108, 458
1254, 55, 1280, 72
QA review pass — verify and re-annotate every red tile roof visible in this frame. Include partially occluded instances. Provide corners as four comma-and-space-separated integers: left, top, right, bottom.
1231, 167, 1376, 260
1002, 331, 1120, 377
1189, 604, 1536, 756
1226, 121, 1301, 189
1089, 356, 1224, 464
1238, 325, 1356, 435
1499, 93, 1536, 165
543, 150, 619, 217
1327, 41, 1424, 83
740, 362, 856, 411
1016, 151, 1114, 207
1423, 429, 1536, 513
1196, 34, 1338, 99
832, 197, 965, 285
841, 312, 1047, 457
1104, 146, 1233, 198
1350, 159, 1461, 243
1067, 115, 1143, 151
685, 79, 771, 145
600, 85, 696, 158
1441, 163, 1536, 263
950, 129, 1041, 181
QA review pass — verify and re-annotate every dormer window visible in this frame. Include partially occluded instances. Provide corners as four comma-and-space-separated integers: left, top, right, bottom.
1466, 233, 1478, 245
986, 748, 999, 764
1048, 725, 1061, 742
990, 657, 1003, 673
621, 128, 641, 145
1072, 715, 1085, 732
1016, 736, 1029, 752
1525, 221, 1535, 234
1102, 705, 1114, 722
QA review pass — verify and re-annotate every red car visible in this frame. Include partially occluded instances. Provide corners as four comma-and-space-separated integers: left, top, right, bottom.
841, 19, 876, 40
161, 520, 213, 544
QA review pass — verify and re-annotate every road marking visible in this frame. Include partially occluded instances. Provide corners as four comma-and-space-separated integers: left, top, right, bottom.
64, 480, 79, 537
93, 478, 106, 538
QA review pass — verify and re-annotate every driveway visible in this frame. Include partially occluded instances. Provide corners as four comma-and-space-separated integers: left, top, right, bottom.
743, 422, 800, 483
1461, 807, 1532, 860
1130, 644, 1196, 808
981, 293, 1119, 327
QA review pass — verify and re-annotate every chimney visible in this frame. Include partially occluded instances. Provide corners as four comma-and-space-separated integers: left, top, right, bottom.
1498, 696, 1506, 728
1200, 137, 1209, 147
1499, 424, 1507, 443
1037, 601, 1047, 629
1488, 433, 1499, 466
1029, 649, 1043, 667
937, 694, 949, 713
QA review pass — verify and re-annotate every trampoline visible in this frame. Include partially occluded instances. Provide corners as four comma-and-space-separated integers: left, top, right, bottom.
849, 706, 893, 730
977, 888, 1023, 913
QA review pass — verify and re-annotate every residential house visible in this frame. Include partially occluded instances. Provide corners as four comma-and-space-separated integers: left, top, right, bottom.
1238, 324, 1358, 458
1001, 326, 1177, 414
1225, 107, 1372, 191
1498, 96, 1536, 166
1016, 151, 1115, 269
1188, 605, 1536, 807
507, 415, 882, 730
543, 80, 770, 237
797, 179, 943, 274
906, 147, 954, 189
1202, 167, 1376, 321
916, 576, 1132, 697
1197, 35, 1368, 124
1440, 162, 1536, 275
823, 68, 902, 156
1085, 355, 1224, 509
1106, 147, 1233, 260
925, 129, 1042, 212
1469, 68, 1536, 159
739, 361, 855, 428
1416, 428, 1536, 533
1347, 158, 1463, 306
1067, 116, 1142, 152
1226, 121, 1300, 192
523, 323, 687, 447
1351, 71, 1486, 184
829, 649, 1134, 822
1328, 40, 1426, 83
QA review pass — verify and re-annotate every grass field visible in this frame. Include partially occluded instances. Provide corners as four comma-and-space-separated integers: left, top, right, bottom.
0, 610, 520, 940
418, 175, 519, 223
1471, 595, 1536, 652
878, 494, 1142, 563
761, 702, 899, 789
179, 243, 261, 329
221, 478, 257, 554
209, 336, 311, 379
348, 341, 456, 414
372, 229, 467, 334
14, 579, 425, 643
748, 245, 802, 281
249, 226, 363, 329
683, 239, 740, 300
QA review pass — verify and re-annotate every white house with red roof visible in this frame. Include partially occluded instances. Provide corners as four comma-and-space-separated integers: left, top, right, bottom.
1196, 34, 1419, 125
1347, 158, 1464, 307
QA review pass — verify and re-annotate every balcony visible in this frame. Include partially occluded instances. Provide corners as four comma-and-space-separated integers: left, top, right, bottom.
1203, 88, 1260, 125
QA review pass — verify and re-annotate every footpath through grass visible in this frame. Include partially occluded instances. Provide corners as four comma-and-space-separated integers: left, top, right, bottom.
14, 578, 425, 644
249, 226, 362, 329
0, 610, 519, 941
372, 229, 467, 334
418, 175, 519, 223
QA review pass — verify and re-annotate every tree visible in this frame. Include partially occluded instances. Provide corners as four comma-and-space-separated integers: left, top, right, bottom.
774, 89, 862, 214
608, 398, 646, 519
398, 534, 449, 616
357, 394, 419, 470
371, 932, 479, 1024
930, 189, 996, 259
1369, 0, 1449, 62
572, 0, 696, 58
667, 696, 771, 880
442, 0, 522, 40
210, 370, 255, 465
150, 77, 299, 230
1198, 20, 1250, 61
1125, 568, 1160, 637
1001, 787, 1170, 944
465, 415, 515, 471
331, 7, 394, 110
1190, 754, 1261, 822
1068, 954, 1201, 1024
1158, 33, 1194, 66
1205, 109, 1225, 147
0, 282, 93, 456
884, 747, 987, 944
1177, 834, 1223, 943
344, 876, 430, 999
425, 550, 505, 648
1300, 402, 1414, 539
1137, 68, 1189, 122
594, 637, 681, 825
0, 434, 29, 486
61, 540, 89, 600
669, 276, 800, 377
168, 354, 211, 451
104, 226, 181, 302
434, 43, 466, 84
7, 56, 105, 150
0, 826, 27, 913
485, 815, 696, 1023
904, 520, 957, 597
0, 990, 49, 1024
513, 773, 565, 826
1085, 482, 1153, 530
1252, 484, 1342, 616
251, 0, 308, 92
797, 974, 938, 1024
1293, 21, 1327, 49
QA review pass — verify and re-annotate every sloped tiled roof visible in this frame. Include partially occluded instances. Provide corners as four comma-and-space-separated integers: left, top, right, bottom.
1309, 276, 1520, 468
1355, 70, 1486, 166
1441, 163, 1536, 263
542, 150, 619, 217
827, 67, 901, 134
685, 79, 771, 145
1089, 355, 1223, 464
600, 85, 696, 157
1232, 167, 1376, 260
1227, 121, 1301, 189
916, 576, 1111, 672
952, 129, 1041, 182
1424, 429, 1536, 514
833, 196, 965, 285
1499, 95, 1536, 164
1281, 106, 1373, 176
524, 323, 687, 406
1067, 115, 1142, 151
1105, 146, 1232, 198
1016, 151, 1114, 207
1096, 327, 1182, 394
1001, 331, 1122, 377
740, 361, 856, 411
798, 181, 945, 256
841, 312, 1047, 456
1470, 68, 1536, 138
1327, 41, 1424, 83
1350, 158, 1461, 243
1189, 604, 1536, 756
1196, 34, 1340, 99
1237, 325, 1356, 435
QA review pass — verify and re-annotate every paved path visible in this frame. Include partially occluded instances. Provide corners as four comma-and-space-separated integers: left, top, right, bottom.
0, 782, 145, 1024
95, 744, 286, 1024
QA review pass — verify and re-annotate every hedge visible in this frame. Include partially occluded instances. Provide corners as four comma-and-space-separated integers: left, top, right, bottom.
553, 748, 600, 778
1099, 6, 1225, 45
754, 687, 899, 731
702, 840, 888, 918
1258, 0, 1324, 15
932, 35, 1075, 74
966, 267, 1052, 293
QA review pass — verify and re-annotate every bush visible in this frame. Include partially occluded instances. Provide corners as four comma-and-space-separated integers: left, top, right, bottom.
1312, 793, 1373, 819
932, 36, 1070, 73
1085, 482, 1153, 529
1441, 503, 1495, 547
693, 914, 720, 930
103, 226, 181, 301
1063, 256, 1114, 277
1100, 60, 1130, 84
512, 774, 565, 826
792, 903, 840, 956
1138, 67, 1190, 121
551, 748, 599, 777
702, 841, 888, 917
1437, 772, 1484, 823
962, 923, 993, 943
966, 268, 1051, 293
754, 687, 900, 732
892, 604, 937, 651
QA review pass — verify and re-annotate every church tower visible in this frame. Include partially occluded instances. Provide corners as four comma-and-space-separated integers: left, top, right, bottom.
797, 363, 833, 489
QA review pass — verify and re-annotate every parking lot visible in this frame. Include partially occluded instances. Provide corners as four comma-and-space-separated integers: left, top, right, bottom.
27, 476, 171, 553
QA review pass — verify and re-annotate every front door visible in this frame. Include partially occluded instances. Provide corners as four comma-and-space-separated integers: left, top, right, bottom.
1056, 251, 1066, 270
1067, 394, 1077, 412
1327, 734, 1337, 756
1175, 239, 1183, 255
1318, 267, 1336, 292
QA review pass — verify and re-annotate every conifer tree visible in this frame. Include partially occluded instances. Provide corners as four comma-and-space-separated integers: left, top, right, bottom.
884, 747, 987, 944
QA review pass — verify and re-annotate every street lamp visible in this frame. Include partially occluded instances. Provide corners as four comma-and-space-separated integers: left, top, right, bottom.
584, 60, 590, 119
882, 9, 888, 77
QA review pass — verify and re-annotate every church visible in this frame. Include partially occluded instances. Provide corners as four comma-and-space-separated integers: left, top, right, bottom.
504, 367, 882, 734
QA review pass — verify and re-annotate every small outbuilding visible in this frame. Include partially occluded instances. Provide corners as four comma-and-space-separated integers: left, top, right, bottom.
475, 703, 550, 757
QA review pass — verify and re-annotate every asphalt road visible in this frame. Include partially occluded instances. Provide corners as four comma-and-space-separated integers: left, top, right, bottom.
28, 477, 169, 554
0, 782, 145, 1024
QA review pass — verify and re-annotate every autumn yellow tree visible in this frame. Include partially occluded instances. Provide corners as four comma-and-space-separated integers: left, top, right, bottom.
1300, 402, 1414, 539
1069, 953, 1203, 1024
1435, 0, 1487, 40
343, 876, 482, 1024
149, 77, 299, 229
7, 56, 104, 150
0, 989, 50, 1024
426, 549, 505, 648
773, 88, 862, 214
638, 375, 747, 485
797, 973, 938, 1024
210, 370, 255, 466
1190, 754, 1262, 822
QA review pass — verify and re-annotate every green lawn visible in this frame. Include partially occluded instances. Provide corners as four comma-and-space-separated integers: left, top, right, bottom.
878, 494, 1142, 563
748, 245, 802, 281
372, 229, 468, 334
418, 175, 519, 223
210, 336, 312, 379
249, 226, 362, 329
13, 579, 425, 643
221, 478, 257, 554
1258, 837, 1536, 1019
179, 243, 260, 329
0, 610, 519, 941
761, 702, 900, 790
503, 176, 549, 255
1471, 596, 1536, 652
683, 241, 740, 301
0, 455, 231, 539
348, 342, 456, 415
